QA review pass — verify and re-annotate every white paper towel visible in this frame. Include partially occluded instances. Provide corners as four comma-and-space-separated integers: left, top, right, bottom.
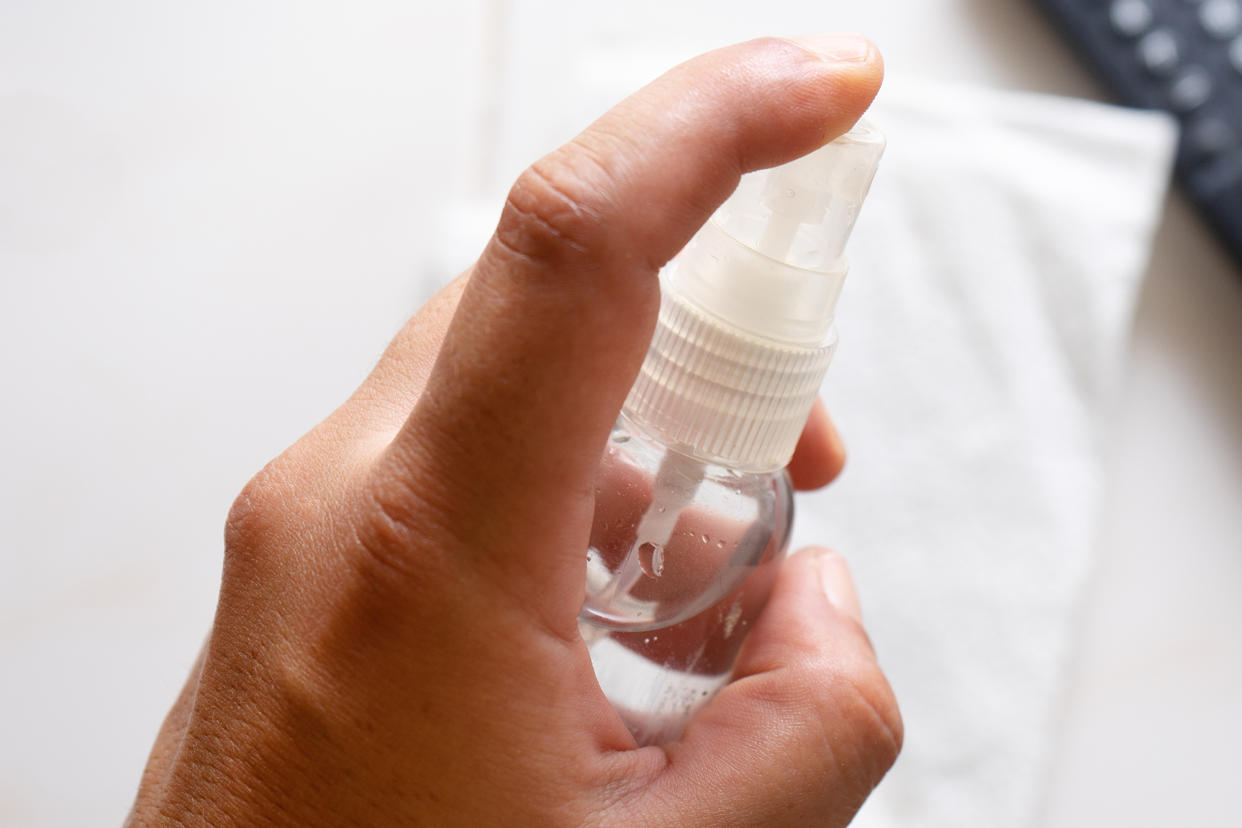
795, 80, 1176, 827
436, 76, 1176, 826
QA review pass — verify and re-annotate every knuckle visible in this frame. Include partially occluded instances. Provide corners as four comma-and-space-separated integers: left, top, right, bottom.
732, 655, 903, 792
848, 667, 904, 770
354, 471, 424, 572
495, 145, 614, 265
222, 456, 334, 576
223, 464, 288, 566
771, 645, 903, 781
349, 457, 455, 583
822, 658, 904, 779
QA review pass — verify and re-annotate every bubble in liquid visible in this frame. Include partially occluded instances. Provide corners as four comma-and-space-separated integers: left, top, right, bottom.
611, 428, 631, 444
700, 534, 708, 544
715, 540, 725, 549
638, 542, 665, 577
723, 600, 743, 639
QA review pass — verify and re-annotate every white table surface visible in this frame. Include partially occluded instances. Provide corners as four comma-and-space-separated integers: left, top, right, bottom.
2, 1, 1239, 825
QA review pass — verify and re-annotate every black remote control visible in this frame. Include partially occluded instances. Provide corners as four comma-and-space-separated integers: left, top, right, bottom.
1033, 0, 1242, 267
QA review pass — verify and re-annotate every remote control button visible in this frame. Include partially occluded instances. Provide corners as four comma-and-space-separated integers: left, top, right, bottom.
1230, 35, 1242, 72
1110, 0, 1154, 37
1200, 0, 1242, 38
1190, 151, 1242, 194
1188, 115, 1238, 157
1169, 66, 1214, 110
1137, 29, 1181, 75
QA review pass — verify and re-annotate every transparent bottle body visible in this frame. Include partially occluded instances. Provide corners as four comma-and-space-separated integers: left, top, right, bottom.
579, 413, 794, 746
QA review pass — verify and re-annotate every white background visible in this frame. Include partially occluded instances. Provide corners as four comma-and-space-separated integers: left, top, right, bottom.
1, 1, 1240, 825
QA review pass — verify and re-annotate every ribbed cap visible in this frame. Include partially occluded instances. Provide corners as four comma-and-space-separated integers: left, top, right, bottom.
624, 291, 836, 471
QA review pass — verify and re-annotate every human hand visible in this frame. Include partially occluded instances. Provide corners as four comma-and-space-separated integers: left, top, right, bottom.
131, 35, 899, 827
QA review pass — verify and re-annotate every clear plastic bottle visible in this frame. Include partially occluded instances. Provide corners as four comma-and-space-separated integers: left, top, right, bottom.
579, 121, 885, 746
580, 414, 794, 745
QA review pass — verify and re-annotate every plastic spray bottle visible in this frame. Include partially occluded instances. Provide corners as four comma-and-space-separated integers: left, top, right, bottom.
578, 121, 886, 746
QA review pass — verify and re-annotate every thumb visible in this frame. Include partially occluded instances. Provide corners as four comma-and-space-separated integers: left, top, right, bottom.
641, 548, 902, 827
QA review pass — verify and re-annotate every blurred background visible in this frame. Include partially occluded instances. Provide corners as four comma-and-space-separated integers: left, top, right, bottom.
2, 1, 1240, 825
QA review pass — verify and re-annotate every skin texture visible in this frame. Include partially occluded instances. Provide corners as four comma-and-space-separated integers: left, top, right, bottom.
130, 35, 901, 827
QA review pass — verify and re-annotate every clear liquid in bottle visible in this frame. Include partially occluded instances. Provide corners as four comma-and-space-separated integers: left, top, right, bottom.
579, 414, 793, 746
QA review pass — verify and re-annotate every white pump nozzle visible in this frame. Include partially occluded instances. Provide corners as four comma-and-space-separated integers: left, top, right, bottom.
735, 120, 884, 268
624, 121, 885, 470
669, 120, 884, 345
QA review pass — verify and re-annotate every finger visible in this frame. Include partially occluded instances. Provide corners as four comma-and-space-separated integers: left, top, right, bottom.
356, 290, 843, 480
641, 548, 901, 827
352, 288, 842, 480
348, 271, 472, 429
787, 398, 847, 491
282, 272, 475, 465
378, 36, 883, 589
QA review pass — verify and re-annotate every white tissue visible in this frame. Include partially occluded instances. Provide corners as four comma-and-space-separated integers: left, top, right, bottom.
797, 79, 1176, 827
